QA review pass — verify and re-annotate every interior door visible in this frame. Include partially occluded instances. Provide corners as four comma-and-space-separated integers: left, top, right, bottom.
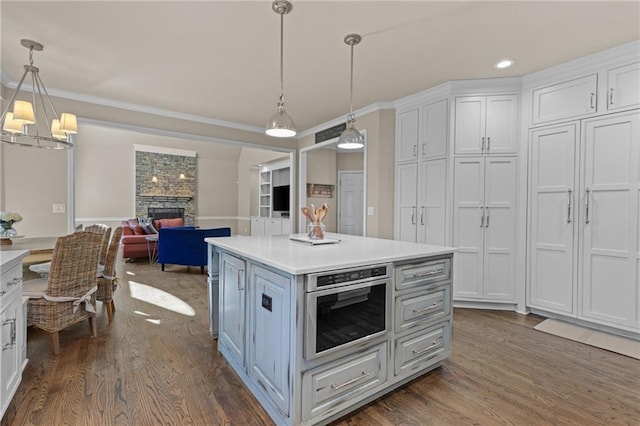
338, 172, 364, 236
483, 157, 517, 300
528, 124, 579, 314
580, 112, 640, 329
453, 157, 485, 298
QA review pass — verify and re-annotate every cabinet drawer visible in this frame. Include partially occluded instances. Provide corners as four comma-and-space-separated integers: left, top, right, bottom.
302, 342, 387, 421
394, 322, 450, 377
1, 262, 22, 301
394, 257, 451, 291
395, 284, 450, 333
532, 74, 598, 125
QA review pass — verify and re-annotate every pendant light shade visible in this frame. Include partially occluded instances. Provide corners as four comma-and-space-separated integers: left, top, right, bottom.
337, 34, 364, 150
266, 0, 296, 138
0, 39, 77, 149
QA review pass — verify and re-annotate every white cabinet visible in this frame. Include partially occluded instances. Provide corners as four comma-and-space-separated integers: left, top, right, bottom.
396, 163, 418, 242
531, 74, 598, 125
607, 62, 640, 111
528, 123, 578, 314
248, 265, 291, 417
454, 95, 518, 155
396, 108, 420, 163
260, 170, 272, 219
421, 99, 448, 160
453, 156, 517, 301
395, 99, 448, 244
420, 159, 447, 245
0, 251, 26, 420
528, 112, 640, 332
218, 252, 246, 368
251, 217, 290, 236
397, 100, 448, 163
580, 112, 640, 330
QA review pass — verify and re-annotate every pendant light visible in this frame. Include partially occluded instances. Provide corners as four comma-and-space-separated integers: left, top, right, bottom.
265, 0, 296, 138
0, 39, 77, 149
337, 34, 365, 150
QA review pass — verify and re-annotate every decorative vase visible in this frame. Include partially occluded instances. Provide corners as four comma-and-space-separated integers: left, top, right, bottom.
0, 222, 18, 237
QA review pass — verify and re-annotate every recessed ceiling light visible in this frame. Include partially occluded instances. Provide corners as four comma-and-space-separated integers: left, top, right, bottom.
494, 59, 515, 69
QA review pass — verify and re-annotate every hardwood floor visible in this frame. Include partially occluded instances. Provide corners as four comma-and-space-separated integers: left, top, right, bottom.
3, 260, 639, 425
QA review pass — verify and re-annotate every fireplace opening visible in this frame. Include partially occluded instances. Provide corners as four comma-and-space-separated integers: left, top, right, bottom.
148, 207, 185, 221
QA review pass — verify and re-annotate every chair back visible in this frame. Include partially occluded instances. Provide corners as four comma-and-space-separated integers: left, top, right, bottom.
85, 224, 111, 265
47, 231, 102, 298
103, 227, 123, 277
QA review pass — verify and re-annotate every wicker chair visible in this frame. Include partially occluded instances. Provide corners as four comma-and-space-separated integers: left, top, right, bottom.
29, 224, 111, 276
96, 227, 122, 323
22, 231, 102, 355
85, 223, 112, 266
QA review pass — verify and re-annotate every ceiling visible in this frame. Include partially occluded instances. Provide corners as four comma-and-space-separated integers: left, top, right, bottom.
1, 1, 639, 136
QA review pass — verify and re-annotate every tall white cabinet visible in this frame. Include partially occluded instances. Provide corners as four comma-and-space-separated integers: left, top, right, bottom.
395, 97, 449, 246
528, 113, 640, 332
451, 90, 519, 305
525, 44, 640, 334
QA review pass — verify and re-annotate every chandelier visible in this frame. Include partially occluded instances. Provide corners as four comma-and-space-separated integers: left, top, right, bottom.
0, 39, 77, 149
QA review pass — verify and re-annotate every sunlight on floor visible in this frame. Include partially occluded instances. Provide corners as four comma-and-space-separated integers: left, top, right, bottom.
129, 281, 196, 316
126, 270, 136, 276
133, 310, 162, 325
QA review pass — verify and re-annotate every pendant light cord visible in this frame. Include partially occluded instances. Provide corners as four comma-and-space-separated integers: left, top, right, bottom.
348, 42, 354, 119
279, 12, 285, 104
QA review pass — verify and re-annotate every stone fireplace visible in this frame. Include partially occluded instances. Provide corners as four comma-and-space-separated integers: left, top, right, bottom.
135, 147, 196, 225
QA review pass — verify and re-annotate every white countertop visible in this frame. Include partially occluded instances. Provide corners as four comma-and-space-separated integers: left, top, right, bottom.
205, 233, 455, 275
0, 249, 29, 268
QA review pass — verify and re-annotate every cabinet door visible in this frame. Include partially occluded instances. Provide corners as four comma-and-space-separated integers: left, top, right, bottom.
453, 157, 485, 298
266, 219, 283, 235
532, 74, 598, 125
1, 295, 22, 417
607, 62, 640, 111
581, 112, 640, 330
396, 109, 419, 163
454, 96, 485, 155
219, 253, 246, 368
397, 163, 418, 242
528, 124, 578, 314
485, 95, 518, 155
421, 99, 448, 160
251, 217, 265, 236
249, 265, 291, 416
483, 157, 517, 300
420, 159, 447, 246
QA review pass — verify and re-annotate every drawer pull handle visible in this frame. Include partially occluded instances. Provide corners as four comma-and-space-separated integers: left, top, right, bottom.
8, 277, 22, 287
413, 340, 440, 355
331, 370, 370, 390
411, 269, 443, 279
413, 303, 440, 314
2, 319, 16, 351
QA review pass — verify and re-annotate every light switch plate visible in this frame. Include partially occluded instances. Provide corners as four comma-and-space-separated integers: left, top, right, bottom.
52, 203, 66, 213
367, 206, 375, 216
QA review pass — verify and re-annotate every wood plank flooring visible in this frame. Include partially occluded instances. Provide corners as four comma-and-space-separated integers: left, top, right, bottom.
3, 260, 639, 425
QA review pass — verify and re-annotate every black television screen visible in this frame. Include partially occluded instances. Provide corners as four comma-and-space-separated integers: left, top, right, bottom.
272, 185, 290, 212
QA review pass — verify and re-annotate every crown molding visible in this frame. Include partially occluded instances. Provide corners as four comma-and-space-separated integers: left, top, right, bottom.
133, 144, 197, 157
0, 69, 266, 134
296, 101, 395, 139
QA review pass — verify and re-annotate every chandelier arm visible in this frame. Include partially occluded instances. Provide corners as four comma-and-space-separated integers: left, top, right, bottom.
34, 73, 57, 138
0, 68, 30, 122
30, 69, 41, 139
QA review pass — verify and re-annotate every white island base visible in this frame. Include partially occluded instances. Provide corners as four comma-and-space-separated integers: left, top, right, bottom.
206, 233, 455, 425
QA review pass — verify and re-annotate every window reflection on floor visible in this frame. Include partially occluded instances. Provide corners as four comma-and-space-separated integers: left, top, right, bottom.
129, 280, 195, 317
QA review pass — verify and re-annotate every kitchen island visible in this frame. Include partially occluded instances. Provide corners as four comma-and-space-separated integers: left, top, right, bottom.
206, 233, 455, 426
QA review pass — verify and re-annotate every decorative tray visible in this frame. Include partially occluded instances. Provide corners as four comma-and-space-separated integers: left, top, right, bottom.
289, 236, 340, 245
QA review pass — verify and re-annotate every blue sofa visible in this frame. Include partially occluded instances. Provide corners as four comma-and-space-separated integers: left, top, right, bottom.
157, 227, 231, 273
